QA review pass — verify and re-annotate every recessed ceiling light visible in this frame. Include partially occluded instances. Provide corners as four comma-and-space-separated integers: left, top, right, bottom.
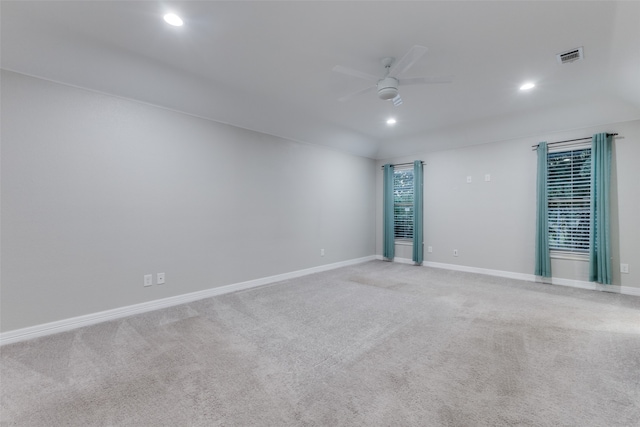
163, 13, 183, 27
520, 82, 535, 91
386, 118, 397, 126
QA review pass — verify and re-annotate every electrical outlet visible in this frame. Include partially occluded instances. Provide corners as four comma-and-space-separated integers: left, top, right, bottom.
144, 274, 153, 287
453, 249, 458, 257
428, 246, 433, 253
157, 272, 165, 284
620, 264, 629, 274
466, 176, 472, 183
320, 248, 325, 256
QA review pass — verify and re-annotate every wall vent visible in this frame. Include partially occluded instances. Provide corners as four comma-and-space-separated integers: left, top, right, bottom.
556, 47, 584, 64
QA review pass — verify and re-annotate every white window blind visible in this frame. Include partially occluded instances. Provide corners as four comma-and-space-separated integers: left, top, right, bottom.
393, 168, 414, 240
547, 146, 591, 254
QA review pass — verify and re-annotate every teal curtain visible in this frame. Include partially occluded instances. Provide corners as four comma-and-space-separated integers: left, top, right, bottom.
535, 142, 551, 277
383, 164, 395, 260
412, 160, 424, 264
589, 133, 612, 284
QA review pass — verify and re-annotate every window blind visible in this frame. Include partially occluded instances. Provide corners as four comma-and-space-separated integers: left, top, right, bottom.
393, 168, 414, 240
547, 147, 591, 254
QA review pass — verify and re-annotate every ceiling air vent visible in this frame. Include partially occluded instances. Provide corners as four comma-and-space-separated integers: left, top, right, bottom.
556, 47, 584, 64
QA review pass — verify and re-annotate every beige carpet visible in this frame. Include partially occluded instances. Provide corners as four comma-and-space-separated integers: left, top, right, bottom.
1, 261, 640, 426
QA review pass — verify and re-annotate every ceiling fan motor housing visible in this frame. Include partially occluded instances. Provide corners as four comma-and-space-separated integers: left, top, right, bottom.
377, 77, 399, 100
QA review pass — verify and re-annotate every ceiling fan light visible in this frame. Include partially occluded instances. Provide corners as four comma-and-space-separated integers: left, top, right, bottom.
378, 87, 398, 100
377, 77, 399, 100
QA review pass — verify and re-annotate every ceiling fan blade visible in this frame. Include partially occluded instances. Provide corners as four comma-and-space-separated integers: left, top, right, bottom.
389, 45, 428, 77
332, 65, 379, 82
338, 85, 375, 103
399, 75, 454, 86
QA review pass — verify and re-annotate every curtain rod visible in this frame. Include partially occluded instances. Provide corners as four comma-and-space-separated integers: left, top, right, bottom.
531, 133, 618, 151
380, 161, 425, 169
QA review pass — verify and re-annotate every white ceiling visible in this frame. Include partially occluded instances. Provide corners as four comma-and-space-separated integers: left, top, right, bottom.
2, 1, 640, 159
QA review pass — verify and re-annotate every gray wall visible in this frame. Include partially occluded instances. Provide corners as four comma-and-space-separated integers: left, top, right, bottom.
3, 68, 637, 333
1, 71, 377, 332
376, 119, 640, 289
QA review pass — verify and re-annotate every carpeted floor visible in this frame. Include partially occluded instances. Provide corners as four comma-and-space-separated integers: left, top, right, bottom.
1, 260, 640, 426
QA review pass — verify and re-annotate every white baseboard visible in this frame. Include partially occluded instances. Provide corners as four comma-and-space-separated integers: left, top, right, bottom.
377, 255, 640, 297
374, 255, 418, 265
621, 286, 640, 297
0, 255, 376, 346
390, 256, 417, 265
423, 260, 536, 282
546, 277, 640, 296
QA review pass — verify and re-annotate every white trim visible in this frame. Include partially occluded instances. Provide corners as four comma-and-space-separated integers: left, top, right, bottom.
393, 256, 417, 265
0, 256, 376, 346
549, 276, 599, 290
376, 256, 640, 297
423, 261, 535, 282
375, 255, 419, 266
549, 277, 640, 296
622, 286, 640, 297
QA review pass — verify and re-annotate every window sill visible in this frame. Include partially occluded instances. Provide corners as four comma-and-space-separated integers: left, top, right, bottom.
550, 251, 589, 261
395, 240, 413, 246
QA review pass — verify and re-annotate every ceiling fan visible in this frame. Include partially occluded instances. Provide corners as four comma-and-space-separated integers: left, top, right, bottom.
332, 45, 452, 106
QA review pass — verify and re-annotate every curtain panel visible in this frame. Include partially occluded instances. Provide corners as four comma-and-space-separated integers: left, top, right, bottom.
383, 164, 395, 260
412, 160, 424, 264
589, 133, 613, 284
535, 142, 551, 277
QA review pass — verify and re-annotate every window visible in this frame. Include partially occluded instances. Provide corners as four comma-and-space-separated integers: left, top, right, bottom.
547, 147, 591, 255
393, 168, 414, 240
